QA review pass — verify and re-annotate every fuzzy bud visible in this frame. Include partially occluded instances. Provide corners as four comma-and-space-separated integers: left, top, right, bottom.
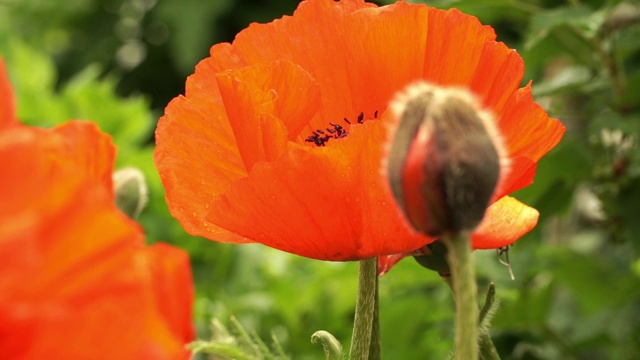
113, 167, 149, 219
387, 82, 508, 236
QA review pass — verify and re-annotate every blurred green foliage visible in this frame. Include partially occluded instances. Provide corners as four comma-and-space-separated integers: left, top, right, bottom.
1, 0, 640, 359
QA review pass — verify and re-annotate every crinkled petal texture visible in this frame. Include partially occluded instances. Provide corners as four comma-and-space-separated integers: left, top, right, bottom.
0, 121, 194, 359
155, 0, 565, 261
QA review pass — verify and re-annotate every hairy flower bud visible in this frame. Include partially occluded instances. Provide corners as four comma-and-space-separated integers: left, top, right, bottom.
113, 167, 149, 219
387, 82, 509, 236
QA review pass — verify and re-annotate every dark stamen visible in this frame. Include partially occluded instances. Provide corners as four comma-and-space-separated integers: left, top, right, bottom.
305, 110, 378, 147
329, 122, 348, 138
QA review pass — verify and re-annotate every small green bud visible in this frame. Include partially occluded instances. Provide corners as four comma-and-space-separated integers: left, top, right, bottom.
113, 167, 148, 219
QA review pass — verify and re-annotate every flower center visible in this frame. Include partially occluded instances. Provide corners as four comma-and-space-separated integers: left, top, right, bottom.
304, 111, 378, 147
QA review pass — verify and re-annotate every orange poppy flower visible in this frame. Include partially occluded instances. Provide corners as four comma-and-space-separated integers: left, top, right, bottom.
0, 60, 194, 359
154, 0, 565, 261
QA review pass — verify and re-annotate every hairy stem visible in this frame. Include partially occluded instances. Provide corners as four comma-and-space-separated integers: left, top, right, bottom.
349, 257, 377, 360
479, 333, 500, 360
369, 273, 381, 360
443, 231, 478, 360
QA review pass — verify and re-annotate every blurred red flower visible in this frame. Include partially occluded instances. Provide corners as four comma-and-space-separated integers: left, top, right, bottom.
154, 0, 564, 261
0, 60, 194, 359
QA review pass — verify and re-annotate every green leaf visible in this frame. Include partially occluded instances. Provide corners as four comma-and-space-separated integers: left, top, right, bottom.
532, 66, 592, 97
548, 249, 640, 314
525, 5, 604, 50
492, 280, 553, 329
514, 138, 592, 219
60, 64, 152, 148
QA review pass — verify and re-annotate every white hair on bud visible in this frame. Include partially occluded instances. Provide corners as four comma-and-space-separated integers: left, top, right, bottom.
113, 167, 149, 219
385, 80, 512, 201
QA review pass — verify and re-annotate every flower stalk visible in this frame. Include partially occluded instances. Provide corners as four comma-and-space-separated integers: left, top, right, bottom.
349, 257, 378, 360
443, 231, 478, 360
369, 274, 381, 360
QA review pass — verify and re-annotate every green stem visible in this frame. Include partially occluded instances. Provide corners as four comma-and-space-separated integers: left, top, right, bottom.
443, 231, 478, 360
479, 333, 500, 360
442, 279, 501, 360
369, 273, 381, 360
349, 257, 377, 360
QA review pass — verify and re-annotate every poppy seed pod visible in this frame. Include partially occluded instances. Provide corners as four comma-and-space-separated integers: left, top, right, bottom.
387, 82, 510, 236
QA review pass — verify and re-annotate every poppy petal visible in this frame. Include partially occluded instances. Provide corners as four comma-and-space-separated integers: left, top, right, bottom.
422, 8, 496, 86
53, 121, 117, 194
492, 84, 565, 198
377, 253, 407, 276
155, 63, 248, 240
0, 124, 135, 301
139, 243, 195, 353
471, 196, 539, 249
338, 2, 429, 113
208, 43, 249, 72
0, 59, 17, 129
0, 122, 116, 225
493, 156, 537, 201
230, 0, 377, 124
215, 60, 321, 170
206, 118, 430, 260
498, 83, 566, 162
469, 41, 524, 115
421, 8, 524, 116
0, 123, 192, 359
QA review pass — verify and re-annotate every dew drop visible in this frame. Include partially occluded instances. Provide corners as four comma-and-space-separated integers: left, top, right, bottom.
192, 211, 197, 217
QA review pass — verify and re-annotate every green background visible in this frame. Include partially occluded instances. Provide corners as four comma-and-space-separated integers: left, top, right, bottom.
1, 0, 639, 358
